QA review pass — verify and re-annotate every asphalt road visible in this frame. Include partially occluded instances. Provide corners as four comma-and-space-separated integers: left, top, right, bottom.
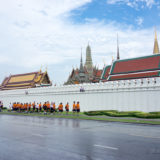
0, 115, 160, 160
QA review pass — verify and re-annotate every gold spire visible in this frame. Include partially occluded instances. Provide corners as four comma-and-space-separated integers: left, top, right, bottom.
117, 33, 120, 59
153, 28, 160, 54
39, 65, 42, 73
112, 56, 114, 61
45, 66, 48, 73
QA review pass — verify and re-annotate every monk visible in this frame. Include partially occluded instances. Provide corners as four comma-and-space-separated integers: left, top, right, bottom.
28, 103, 31, 112
65, 102, 69, 115
46, 102, 50, 112
76, 101, 80, 115
32, 102, 35, 112
53, 102, 56, 113
58, 102, 63, 113
72, 101, 76, 115
39, 102, 42, 112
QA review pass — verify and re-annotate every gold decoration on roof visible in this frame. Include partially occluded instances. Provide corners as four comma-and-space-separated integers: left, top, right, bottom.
9, 74, 35, 83
153, 28, 160, 54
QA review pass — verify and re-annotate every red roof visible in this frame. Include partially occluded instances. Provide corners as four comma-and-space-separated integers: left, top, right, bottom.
108, 54, 160, 81
101, 65, 111, 80
109, 71, 159, 81
111, 54, 160, 75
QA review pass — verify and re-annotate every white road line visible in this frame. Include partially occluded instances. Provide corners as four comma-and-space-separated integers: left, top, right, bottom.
129, 134, 160, 139
32, 134, 44, 137
94, 144, 118, 150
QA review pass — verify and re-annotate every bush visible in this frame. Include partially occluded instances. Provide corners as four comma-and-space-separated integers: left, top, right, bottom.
84, 110, 160, 119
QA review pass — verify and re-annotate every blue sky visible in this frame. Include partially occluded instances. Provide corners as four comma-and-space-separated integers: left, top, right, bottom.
71, 0, 160, 27
0, 0, 160, 84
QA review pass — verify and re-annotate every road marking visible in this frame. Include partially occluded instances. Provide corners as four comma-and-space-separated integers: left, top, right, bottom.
129, 134, 160, 139
94, 144, 118, 150
32, 134, 44, 137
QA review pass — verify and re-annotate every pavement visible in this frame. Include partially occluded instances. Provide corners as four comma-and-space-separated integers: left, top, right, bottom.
0, 115, 160, 160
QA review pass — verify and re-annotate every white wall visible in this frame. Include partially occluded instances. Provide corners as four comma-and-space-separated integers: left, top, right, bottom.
0, 77, 160, 112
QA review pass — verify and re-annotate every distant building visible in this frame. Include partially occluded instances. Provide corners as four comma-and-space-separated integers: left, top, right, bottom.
101, 30, 160, 81
65, 44, 102, 85
0, 70, 52, 90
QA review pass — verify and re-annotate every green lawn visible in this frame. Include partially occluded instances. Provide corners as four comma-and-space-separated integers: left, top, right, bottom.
0, 110, 160, 125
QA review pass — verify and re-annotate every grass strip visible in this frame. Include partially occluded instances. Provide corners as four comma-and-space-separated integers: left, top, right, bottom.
0, 112, 160, 125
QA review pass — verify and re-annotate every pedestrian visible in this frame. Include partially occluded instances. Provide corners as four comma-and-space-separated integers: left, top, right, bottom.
9, 103, 12, 112
36, 103, 39, 112
32, 102, 35, 112
76, 101, 80, 116
72, 101, 76, 115
39, 102, 42, 112
58, 102, 63, 114
53, 102, 56, 114
28, 102, 31, 112
65, 102, 69, 115
43, 102, 47, 115
47, 101, 50, 112
50, 102, 53, 113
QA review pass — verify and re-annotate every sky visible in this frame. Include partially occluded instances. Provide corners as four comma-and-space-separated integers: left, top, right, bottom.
0, 0, 160, 85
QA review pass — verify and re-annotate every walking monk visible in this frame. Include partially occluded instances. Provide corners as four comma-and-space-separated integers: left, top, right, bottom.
72, 101, 76, 115
65, 102, 69, 115
76, 101, 80, 116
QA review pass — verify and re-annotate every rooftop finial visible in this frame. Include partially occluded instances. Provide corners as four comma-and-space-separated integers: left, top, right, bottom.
117, 33, 120, 60
153, 27, 160, 54
45, 65, 48, 72
155, 27, 157, 39
40, 65, 42, 73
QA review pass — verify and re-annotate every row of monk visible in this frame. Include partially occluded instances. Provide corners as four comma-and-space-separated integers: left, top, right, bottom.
9, 101, 80, 112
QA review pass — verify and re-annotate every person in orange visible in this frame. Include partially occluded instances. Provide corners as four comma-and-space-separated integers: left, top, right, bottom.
24, 103, 28, 111
15, 102, 18, 111
76, 101, 80, 115
13, 103, 16, 111
18, 103, 21, 112
43, 102, 47, 114
39, 102, 42, 112
53, 102, 56, 113
65, 102, 69, 114
28, 103, 31, 112
19, 103, 22, 112
32, 102, 35, 112
58, 102, 63, 113
72, 101, 76, 114
46, 101, 50, 112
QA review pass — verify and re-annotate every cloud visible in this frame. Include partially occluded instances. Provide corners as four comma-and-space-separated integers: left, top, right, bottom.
106, 0, 156, 9
135, 17, 144, 26
0, 0, 158, 84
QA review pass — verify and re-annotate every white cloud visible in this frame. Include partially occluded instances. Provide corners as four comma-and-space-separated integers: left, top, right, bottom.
135, 17, 144, 26
0, 0, 158, 84
106, 0, 156, 9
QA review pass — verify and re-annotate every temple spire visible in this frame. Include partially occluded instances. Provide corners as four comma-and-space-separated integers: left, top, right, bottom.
79, 48, 84, 73
153, 28, 160, 54
117, 34, 120, 60
85, 43, 93, 76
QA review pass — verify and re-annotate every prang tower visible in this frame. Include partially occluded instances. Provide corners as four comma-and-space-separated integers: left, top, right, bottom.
85, 43, 93, 77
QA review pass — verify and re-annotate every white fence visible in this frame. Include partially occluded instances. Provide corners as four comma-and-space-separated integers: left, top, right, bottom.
0, 77, 160, 112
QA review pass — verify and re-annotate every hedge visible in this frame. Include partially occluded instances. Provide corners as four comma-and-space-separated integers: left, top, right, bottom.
84, 110, 160, 119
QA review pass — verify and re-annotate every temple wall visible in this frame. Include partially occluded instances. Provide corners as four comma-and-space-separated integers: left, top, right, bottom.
0, 77, 160, 112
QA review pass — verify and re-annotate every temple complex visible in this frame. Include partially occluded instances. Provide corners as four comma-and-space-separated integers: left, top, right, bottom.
0, 70, 52, 90
101, 30, 160, 81
65, 45, 102, 85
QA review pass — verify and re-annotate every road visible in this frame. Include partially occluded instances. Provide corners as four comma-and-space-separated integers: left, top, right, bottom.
0, 115, 160, 160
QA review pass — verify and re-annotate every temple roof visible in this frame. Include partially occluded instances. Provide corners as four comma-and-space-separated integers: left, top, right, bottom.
0, 71, 52, 90
101, 65, 111, 81
108, 54, 160, 81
